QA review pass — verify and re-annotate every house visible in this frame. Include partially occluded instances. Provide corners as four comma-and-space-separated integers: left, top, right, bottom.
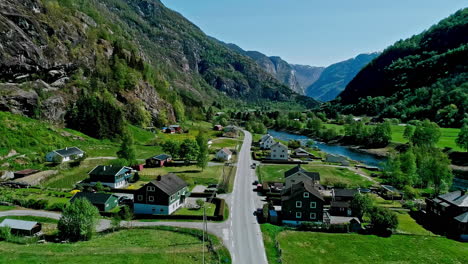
0, 219, 42, 236
269, 142, 289, 160
330, 189, 359, 217
223, 125, 240, 138
325, 154, 350, 166
213, 125, 223, 131
169, 125, 182, 132
133, 173, 189, 215
146, 154, 172, 168
380, 185, 402, 200
284, 165, 320, 189
165, 127, 176, 134
13, 169, 40, 179
426, 190, 468, 239
89, 165, 133, 189
292, 148, 315, 158
216, 148, 232, 161
45, 147, 85, 163
70, 192, 119, 212
259, 134, 275, 149
281, 179, 325, 225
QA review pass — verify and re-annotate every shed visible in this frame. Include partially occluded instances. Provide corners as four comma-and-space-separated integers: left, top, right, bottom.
146, 154, 172, 168
70, 192, 119, 212
0, 219, 42, 236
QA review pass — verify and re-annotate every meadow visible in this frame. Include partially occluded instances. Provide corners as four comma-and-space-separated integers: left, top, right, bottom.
0, 227, 231, 264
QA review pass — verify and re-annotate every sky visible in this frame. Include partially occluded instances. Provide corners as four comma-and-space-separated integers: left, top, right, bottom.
161, 0, 466, 67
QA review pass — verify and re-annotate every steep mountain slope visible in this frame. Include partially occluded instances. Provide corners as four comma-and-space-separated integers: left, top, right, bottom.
335, 9, 467, 127
306, 53, 379, 101
0, 0, 317, 138
290, 64, 324, 91
221, 42, 303, 94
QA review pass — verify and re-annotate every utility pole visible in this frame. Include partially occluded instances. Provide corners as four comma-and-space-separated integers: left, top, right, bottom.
202, 204, 206, 264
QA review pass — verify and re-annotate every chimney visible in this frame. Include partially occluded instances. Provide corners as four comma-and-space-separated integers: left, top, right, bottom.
461, 189, 466, 196
103, 166, 106, 171
157, 175, 162, 181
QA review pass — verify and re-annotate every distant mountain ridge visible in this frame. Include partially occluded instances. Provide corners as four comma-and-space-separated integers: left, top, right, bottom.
305, 53, 380, 101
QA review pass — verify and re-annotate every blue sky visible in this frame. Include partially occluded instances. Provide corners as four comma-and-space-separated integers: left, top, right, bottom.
161, 0, 466, 67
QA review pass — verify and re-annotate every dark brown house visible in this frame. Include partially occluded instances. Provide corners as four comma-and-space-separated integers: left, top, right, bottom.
281, 179, 324, 225
146, 154, 172, 168
426, 190, 468, 240
330, 189, 358, 217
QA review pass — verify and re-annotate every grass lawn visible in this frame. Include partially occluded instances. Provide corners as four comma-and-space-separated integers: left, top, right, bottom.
261, 224, 284, 264
370, 194, 402, 208
257, 164, 374, 187
139, 165, 224, 189
391, 125, 462, 151
395, 212, 436, 236
174, 202, 216, 216
209, 138, 241, 150
0, 188, 71, 208
275, 231, 468, 264
0, 205, 16, 211
0, 227, 231, 264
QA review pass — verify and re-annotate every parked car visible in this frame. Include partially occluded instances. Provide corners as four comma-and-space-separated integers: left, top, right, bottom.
252, 180, 259, 185
207, 184, 218, 189
251, 163, 256, 169
204, 187, 218, 193
256, 184, 263, 192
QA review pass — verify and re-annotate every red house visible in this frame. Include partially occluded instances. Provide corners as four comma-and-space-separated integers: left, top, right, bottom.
213, 125, 223, 131
132, 164, 144, 171
146, 154, 173, 168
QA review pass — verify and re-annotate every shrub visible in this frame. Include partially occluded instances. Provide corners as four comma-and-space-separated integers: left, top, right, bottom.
58, 198, 100, 241
0, 226, 11, 241
369, 207, 398, 235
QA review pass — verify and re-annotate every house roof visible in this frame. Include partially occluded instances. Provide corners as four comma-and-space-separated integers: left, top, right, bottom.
150, 154, 172, 161
331, 201, 351, 208
70, 192, 116, 205
169, 125, 180, 128
260, 134, 273, 142
149, 173, 187, 196
89, 166, 131, 177
381, 185, 402, 194
0, 219, 38, 231
284, 165, 320, 181
218, 148, 232, 155
454, 212, 468, 223
14, 169, 39, 175
294, 148, 310, 154
54, 147, 84, 157
281, 179, 324, 202
333, 188, 358, 198
271, 142, 287, 149
437, 190, 468, 207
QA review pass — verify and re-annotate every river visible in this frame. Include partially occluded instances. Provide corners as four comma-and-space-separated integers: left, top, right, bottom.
267, 129, 386, 168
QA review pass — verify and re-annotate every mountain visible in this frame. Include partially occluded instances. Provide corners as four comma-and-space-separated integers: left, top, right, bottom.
219, 42, 304, 94
305, 53, 379, 102
290, 64, 324, 92
0, 0, 317, 138
336, 8, 467, 127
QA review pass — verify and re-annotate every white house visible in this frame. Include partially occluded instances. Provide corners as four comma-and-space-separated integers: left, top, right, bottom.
216, 148, 232, 161
45, 147, 85, 163
269, 142, 289, 160
259, 134, 275, 149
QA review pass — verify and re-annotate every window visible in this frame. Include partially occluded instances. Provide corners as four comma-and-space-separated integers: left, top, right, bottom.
310, 213, 316, 219
296, 212, 302, 218
296, 201, 302, 208
310, 202, 316, 208
282, 150, 285, 152
149, 196, 154, 202
303, 192, 309, 198
138, 195, 143, 201
147, 186, 155, 192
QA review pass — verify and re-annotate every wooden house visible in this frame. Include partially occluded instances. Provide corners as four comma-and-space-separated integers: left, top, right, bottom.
88, 165, 133, 189
146, 154, 172, 168
70, 192, 119, 212
281, 179, 324, 225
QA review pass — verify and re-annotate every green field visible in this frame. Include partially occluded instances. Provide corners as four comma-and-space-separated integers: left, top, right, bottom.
174, 202, 216, 216
257, 164, 375, 187
209, 138, 241, 150
0, 188, 71, 209
262, 226, 468, 264
395, 212, 436, 236
0, 227, 231, 264
139, 165, 224, 189
0, 205, 15, 211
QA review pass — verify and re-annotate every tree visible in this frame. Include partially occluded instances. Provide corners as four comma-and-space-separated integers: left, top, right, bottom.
369, 207, 398, 235
369, 122, 392, 147
117, 131, 136, 163
399, 149, 418, 186
456, 124, 468, 151
416, 147, 452, 194
350, 193, 373, 221
403, 125, 415, 141
94, 182, 105, 192
196, 199, 205, 209
410, 120, 441, 147
161, 140, 180, 158
288, 140, 301, 149
179, 139, 200, 162
206, 106, 214, 121
196, 133, 209, 171
58, 198, 100, 241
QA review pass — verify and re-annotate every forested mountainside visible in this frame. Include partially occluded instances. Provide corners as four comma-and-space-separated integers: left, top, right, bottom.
0, 0, 316, 139
220, 42, 304, 94
334, 8, 468, 127
306, 53, 379, 102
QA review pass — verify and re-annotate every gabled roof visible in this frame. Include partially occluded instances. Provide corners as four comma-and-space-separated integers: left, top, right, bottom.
271, 142, 287, 149
454, 212, 468, 223
169, 125, 180, 128
218, 148, 232, 155
53, 147, 84, 157
294, 148, 310, 154
89, 165, 131, 177
0, 219, 38, 231
70, 192, 116, 205
281, 179, 324, 202
438, 190, 468, 207
150, 154, 172, 161
148, 173, 187, 196
333, 188, 358, 198
381, 185, 402, 194
284, 165, 320, 181
260, 134, 273, 142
